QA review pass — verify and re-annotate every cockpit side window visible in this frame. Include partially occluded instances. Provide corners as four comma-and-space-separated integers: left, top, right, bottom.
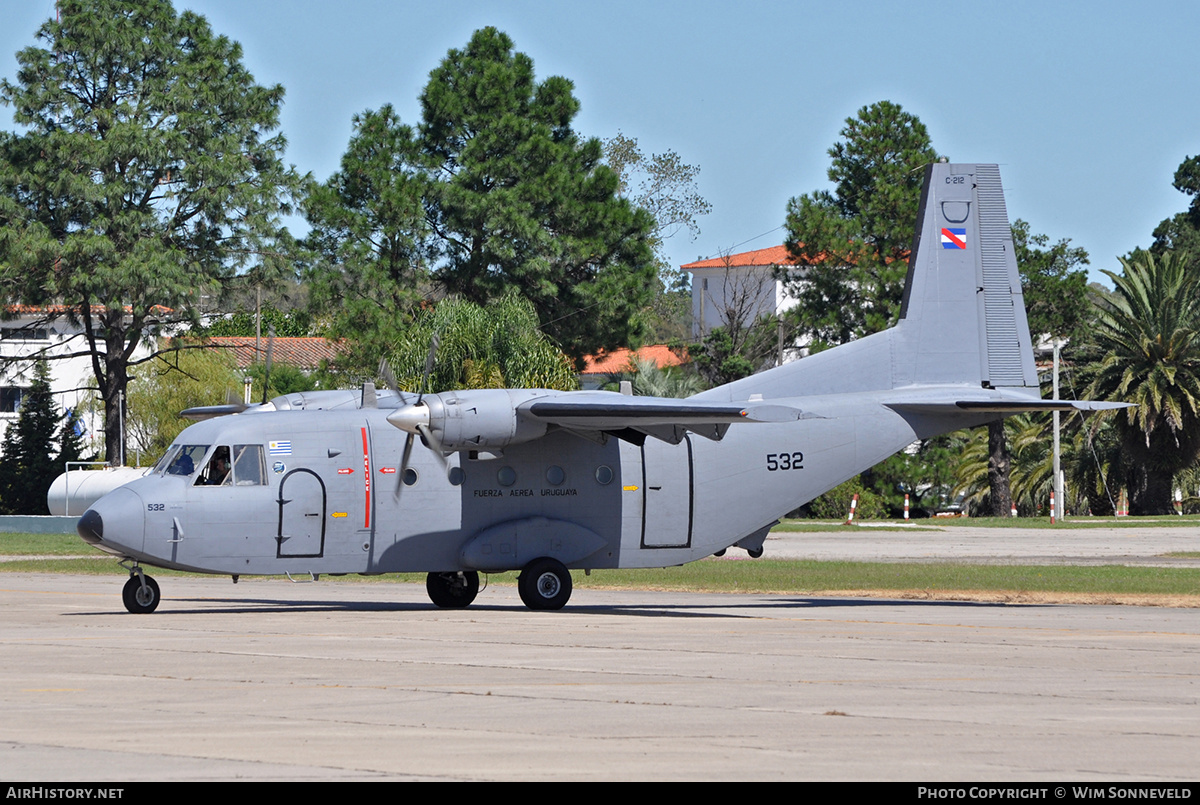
195, 446, 232, 486
232, 445, 267, 486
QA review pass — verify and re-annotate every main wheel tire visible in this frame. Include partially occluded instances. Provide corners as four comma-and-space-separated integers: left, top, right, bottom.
426, 571, 479, 608
517, 558, 572, 611
122, 574, 160, 614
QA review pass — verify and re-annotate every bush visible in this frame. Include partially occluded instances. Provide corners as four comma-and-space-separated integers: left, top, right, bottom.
806, 478, 890, 520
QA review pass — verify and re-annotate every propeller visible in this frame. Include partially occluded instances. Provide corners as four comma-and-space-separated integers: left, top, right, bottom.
382, 333, 445, 501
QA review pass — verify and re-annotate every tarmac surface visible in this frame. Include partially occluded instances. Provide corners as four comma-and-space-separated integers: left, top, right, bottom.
2, 520, 1199, 781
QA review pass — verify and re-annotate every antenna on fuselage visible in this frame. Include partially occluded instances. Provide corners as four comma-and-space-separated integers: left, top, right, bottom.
260, 324, 275, 405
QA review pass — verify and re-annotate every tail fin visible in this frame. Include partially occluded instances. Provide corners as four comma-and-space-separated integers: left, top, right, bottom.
893, 162, 1038, 391
699, 162, 1040, 402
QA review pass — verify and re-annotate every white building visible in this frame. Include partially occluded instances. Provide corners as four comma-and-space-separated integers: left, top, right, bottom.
680, 245, 801, 339
0, 306, 152, 454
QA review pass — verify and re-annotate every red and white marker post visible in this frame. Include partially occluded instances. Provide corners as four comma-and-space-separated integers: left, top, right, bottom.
844, 493, 859, 526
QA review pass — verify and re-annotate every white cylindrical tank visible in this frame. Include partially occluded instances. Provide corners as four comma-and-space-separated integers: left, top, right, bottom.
47, 467, 151, 516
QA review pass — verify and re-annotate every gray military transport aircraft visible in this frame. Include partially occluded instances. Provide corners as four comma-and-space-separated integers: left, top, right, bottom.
77, 161, 1120, 613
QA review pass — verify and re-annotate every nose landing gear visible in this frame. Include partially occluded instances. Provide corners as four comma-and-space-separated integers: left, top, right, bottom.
122, 569, 161, 614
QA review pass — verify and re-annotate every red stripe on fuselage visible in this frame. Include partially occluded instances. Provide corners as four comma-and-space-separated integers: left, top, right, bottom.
361, 427, 371, 529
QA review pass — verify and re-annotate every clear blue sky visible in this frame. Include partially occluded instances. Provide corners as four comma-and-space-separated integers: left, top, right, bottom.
4, 0, 1198, 286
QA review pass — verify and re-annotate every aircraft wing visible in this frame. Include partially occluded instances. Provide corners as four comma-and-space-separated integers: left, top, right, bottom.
520, 395, 805, 445
180, 403, 250, 421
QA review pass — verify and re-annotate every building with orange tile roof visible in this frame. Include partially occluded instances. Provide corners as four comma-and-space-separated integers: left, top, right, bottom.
201, 336, 343, 371
578, 345, 684, 389
680, 245, 803, 340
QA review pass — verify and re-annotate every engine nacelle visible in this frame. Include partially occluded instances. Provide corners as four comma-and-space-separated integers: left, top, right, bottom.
387, 388, 552, 452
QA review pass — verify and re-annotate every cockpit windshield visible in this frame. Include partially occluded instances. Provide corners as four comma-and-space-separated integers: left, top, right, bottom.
154, 444, 210, 478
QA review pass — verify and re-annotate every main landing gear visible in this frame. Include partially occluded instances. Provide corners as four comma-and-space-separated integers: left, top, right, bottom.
425, 571, 480, 608
426, 559, 574, 610
122, 570, 160, 614
517, 557, 572, 611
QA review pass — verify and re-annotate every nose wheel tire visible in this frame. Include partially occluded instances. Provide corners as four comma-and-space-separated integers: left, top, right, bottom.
426, 571, 480, 608
518, 558, 572, 610
122, 574, 160, 614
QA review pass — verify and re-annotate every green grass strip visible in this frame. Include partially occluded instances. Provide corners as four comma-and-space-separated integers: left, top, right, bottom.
772, 517, 1200, 531
4, 554, 1197, 597
571, 559, 1200, 596
0, 531, 93, 555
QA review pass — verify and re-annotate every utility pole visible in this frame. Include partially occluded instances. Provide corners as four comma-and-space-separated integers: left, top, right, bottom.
1052, 339, 1064, 521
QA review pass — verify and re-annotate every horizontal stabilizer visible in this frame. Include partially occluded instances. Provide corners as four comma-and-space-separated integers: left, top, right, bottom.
952, 400, 1131, 413
886, 398, 1131, 415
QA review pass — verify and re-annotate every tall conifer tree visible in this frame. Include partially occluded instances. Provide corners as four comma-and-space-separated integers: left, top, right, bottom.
0, 1, 298, 461
0, 362, 60, 514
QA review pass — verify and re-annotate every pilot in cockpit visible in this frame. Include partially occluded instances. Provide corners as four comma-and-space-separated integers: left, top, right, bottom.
202, 447, 231, 486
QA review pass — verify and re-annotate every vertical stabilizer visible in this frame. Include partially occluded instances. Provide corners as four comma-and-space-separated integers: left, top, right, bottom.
699, 162, 1039, 403
894, 162, 1038, 391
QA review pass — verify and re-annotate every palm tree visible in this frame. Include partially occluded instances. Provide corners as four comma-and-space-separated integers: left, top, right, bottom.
387, 292, 579, 392
955, 416, 1047, 515
604, 356, 704, 399
1086, 251, 1200, 514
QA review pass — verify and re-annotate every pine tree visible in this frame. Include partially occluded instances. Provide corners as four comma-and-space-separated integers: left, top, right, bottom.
783, 101, 938, 346
0, 361, 61, 514
307, 28, 659, 367
0, 1, 299, 462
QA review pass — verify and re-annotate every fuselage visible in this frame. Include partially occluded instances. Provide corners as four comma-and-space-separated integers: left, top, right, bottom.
76, 384, 996, 579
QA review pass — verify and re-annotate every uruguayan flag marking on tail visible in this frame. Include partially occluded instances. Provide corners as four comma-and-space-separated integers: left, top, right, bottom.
941, 227, 967, 249
269, 440, 292, 456
936, 226, 964, 248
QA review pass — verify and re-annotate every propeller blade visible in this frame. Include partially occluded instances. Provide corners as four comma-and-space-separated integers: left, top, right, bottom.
386, 333, 446, 486
394, 432, 415, 501
417, 331, 440, 405
378, 358, 399, 394
261, 324, 275, 405
416, 423, 449, 470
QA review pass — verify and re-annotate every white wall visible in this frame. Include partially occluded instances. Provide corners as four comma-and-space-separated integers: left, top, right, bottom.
0, 313, 149, 457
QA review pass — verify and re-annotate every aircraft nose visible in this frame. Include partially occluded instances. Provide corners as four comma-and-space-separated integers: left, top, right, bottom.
76, 487, 145, 557
77, 509, 103, 545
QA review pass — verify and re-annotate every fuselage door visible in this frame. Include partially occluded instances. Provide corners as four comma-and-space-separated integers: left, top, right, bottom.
641, 435, 693, 548
277, 469, 326, 558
